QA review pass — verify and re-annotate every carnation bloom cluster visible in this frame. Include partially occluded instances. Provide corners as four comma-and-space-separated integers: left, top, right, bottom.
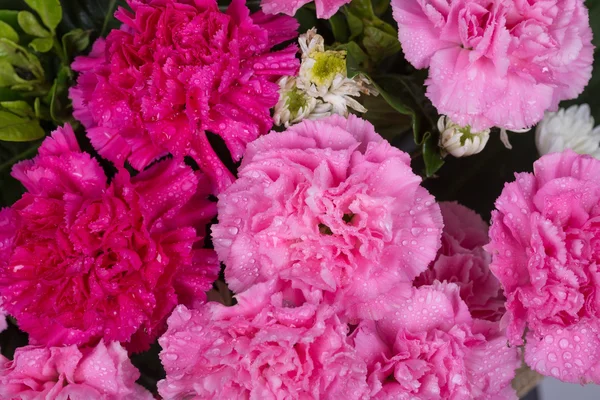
0, 124, 218, 352
70, 0, 300, 192
2, 0, 600, 396
487, 150, 600, 383
158, 115, 520, 399
392, 0, 594, 131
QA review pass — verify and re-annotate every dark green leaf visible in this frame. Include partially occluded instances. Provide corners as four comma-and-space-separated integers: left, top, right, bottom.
0, 87, 24, 101
422, 131, 444, 177
59, 0, 128, 38
329, 13, 349, 43
0, 11, 20, 32
29, 37, 53, 52
24, 0, 62, 31
62, 28, 90, 59
345, 8, 364, 39
0, 21, 18, 43
363, 26, 401, 63
17, 11, 50, 38
49, 66, 70, 123
0, 109, 44, 142
294, 5, 318, 35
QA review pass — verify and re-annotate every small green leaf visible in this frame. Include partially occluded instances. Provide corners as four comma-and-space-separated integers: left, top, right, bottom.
0, 100, 35, 117
363, 26, 401, 63
0, 39, 45, 80
0, 87, 24, 102
422, 132, 444, 177
0, 21, 19, 43
17, 11, 50, 38
29, 37, 53, 52
329, 13, 349, 43
62, 28, 90, 59
0, 60, 26, 88
294, 5, 318, 34
0, 109, 44, 142
24, 0, 62, 31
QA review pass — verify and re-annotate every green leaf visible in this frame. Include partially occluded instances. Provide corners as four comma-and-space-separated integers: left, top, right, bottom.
29, 37, 53, 52
294, 5, 318, 35
0, 109, 44, 142
363, 26, 401, 63
62, 28, 90, 59
329, 13, 349, 43
17, 11, 50, 38
0, 39, 44, 80
0, 21, 19, 43
49, 66, 70, 123
0, 11, 20, 32
0, 100, 35, 118
0, 60, 26, 88
24, 0, 62, 31
345, 8, 364, 39
422, 132, 444, 177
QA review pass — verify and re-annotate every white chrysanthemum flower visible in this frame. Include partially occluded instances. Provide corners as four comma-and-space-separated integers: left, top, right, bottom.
535, 104, 600, 158
273, 76, 317, 127
438, 116, 490, 158
274, 28, 377, 126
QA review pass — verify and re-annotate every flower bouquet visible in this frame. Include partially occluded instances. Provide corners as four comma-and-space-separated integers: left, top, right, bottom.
0, 0, 598, 398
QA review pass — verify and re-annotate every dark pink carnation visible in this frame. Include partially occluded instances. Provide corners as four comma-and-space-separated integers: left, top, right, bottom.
417, 202, 505, 321
392, 0, 594, 131
0, 341, 153, 399
0, 125, 218, 351
261, 0, 350, 19
212, 115, 443, 319
487, 150, 600, 382
158, 280, 369, 399
70, 0, 300, 192
350, 283, 520, 399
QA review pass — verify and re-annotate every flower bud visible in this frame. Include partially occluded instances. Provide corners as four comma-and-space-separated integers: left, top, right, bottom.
438, 116, 490, 158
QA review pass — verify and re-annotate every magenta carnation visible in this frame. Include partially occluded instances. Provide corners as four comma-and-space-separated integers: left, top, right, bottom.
350, 283, 520, 399
417, 202, 505, 321
0, 125, 218, 351
487, 150, 600, 382
261, 0, 350, 19
391, 0, 594, 131
70, 0, 299, 192
158, 280, 369, 399
212, 114, 443, 319
0, 341, 153, 399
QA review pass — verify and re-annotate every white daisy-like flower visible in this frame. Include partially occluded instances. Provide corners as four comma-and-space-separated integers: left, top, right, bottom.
273, 76, 318, 127
438, 116, 490, 158
274, 28, 377, 127
535, 104, 600, 158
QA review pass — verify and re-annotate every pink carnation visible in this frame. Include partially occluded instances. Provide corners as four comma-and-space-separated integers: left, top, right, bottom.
261, 0, 350, 19
487, 150, 600, 382
0, 125, 218, 351
70, 0, 299, 192
158, 280, 369, 399
212, 114, 443, 319
416, 202, 505, 321
350, 283, 520, 399
391, 0, 594, 131
0, 207, 16, 334
0, 341, 153, 399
